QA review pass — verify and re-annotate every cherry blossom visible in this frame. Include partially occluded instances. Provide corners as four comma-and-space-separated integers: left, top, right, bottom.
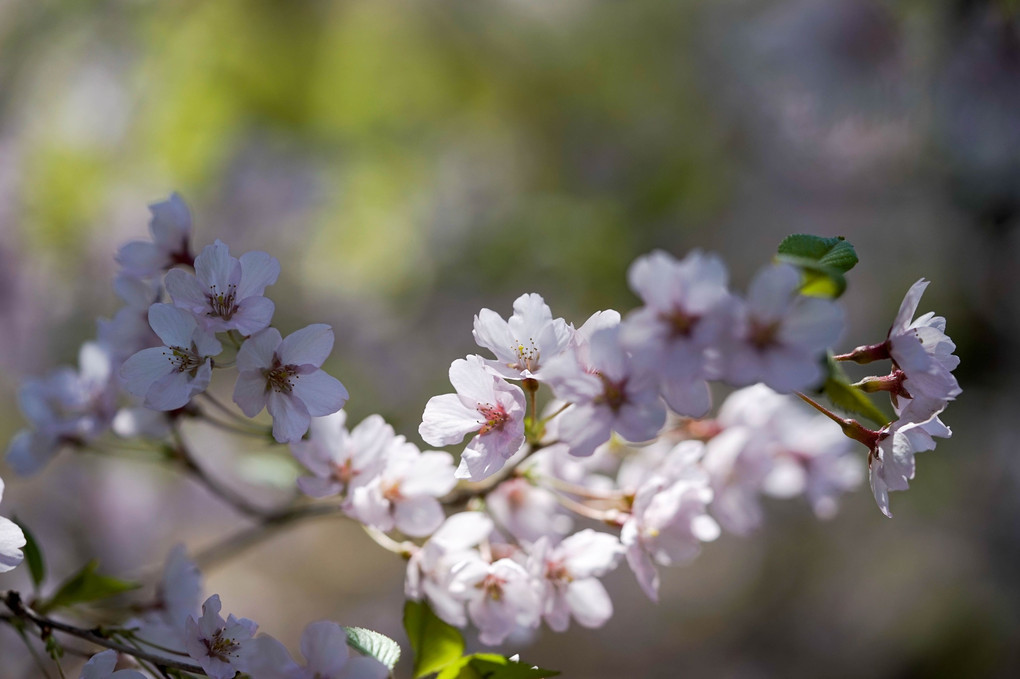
185, 594, 258, 679
621, 250, 734, 416
241, 622, 389, 679
348, 439, 456, 537
166, 239, 279, 335
448, 556, 542, 645
79, 650, 147, 679
0, 476, 25, 573
869, 412, 951, 518
723, 263, 844, 393
420, 355, 527, 481
485, 478, 573, 544
6, 342, 116, 475
120, 304, 222, 411
543, 325, 666, 457
233, 325, 349, 443
528, 530, 624, 632
97, 276, 161, 364
472, 293, 571, 380
115, 192, 193, 279
128, 545, 203, 653
621, 447, 720, 601
291, 411, 393, 499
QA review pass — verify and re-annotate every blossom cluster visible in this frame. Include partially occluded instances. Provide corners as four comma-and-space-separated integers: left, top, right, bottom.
0, 195, 961, 675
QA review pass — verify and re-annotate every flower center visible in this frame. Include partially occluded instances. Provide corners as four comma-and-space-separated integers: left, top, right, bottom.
477, 402, 509, 435
207, 283, 239, 320
511, 337, 540, 373
595, 374, 626, 412
164, 346, 203, 375
265, 358, 300, 394
748, 319, 780, 350
479, 573, 506, 600
662, 308, 699, 337
203, 629, 240, 661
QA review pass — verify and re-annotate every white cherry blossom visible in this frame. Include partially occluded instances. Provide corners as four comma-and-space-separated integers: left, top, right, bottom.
185, 594, 258, 679
869, 412, 951, 518
120, 304, 222, 411
166, 239, 279, 335
420, 355, 527, 482
723, 264, 844, 393
291, 411, 393, 499
472, 293, 571, 380
349, 439, 456, 537
79, 650, 146, 679
448, 556, 542, 645
233, 325, 349, 443
0, 477, 25, 573
116, 192, 193, 279
621, 250, 734, 417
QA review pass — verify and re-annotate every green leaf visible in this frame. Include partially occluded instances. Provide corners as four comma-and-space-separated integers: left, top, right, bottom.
11, 517, 46, 590
404, 600, 465, 678
823, 355, 890, 426
776, 234, 859, 298
436, 654, 560, 679
345, 626, 401, 671
37, 560, 139, 614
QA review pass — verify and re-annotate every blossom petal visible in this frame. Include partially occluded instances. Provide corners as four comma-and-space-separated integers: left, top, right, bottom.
237, 329, 282, 373
300, 621, 349, 676
278, 324, 334, 367
237, 251, 280, 300
268, 391, 311, 443
420, 394, 480, 447
394, 495, 446, 537
291, 370, 349, 417
121, 347, 175, 398
565, 578, 613, 629
0, 516, 25, 573
195, 240, 239, 292
146, 371, 198, 411
165, 269, 208, 312
233, 372, 269, 417
231, 296, 276, 336
148, 304, 198, 348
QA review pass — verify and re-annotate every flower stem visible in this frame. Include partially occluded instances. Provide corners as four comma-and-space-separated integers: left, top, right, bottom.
795, 392, 881, 449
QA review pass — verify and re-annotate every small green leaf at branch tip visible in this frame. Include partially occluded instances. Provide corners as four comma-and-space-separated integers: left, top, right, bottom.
11, 517, 46, 590
404, 600, 465, 678
37, 560, 140, 614
345, 626, 401, 671
776, 234, 859, 299
822, 355, 890, 427
435, 653, 561, 679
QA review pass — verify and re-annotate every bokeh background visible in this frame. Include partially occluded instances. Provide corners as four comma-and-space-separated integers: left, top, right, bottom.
1, 0, 1019, 676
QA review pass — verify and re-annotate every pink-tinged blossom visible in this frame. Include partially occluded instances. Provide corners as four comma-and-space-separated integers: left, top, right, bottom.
116, 192, 193, 279
621, 250, 735, 417
185, 595, 258, 679
165, 239, 279, 335
448, 556, 542, 645
0, 477, 26, 573
528, 530, 624, 632
887, 279, 961, 422
869, 411, 951, 518
472, 293, 572, 380
621, 451, 719, 601
543, 326, 666, 458
241, 622, 389, 679
420, 355, 527, 482
723, 264, 844, 393
486, 478, 573, 544
6, 342, 116, 475
406, 512, 494, 627
291, 411, 392, 499
233, 325, 349, 443
349, 439, 456, 537
120, 304, 222, 411
80, 650, 146, 679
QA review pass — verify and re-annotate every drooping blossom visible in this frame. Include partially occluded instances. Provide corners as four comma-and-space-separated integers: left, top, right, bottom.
184, 595, 258, 679
233, 325, 349, 443
886, 279, 961, 422
405, 512, 495, 627
723, 263, 844, 393
869, 410, 951, 518
348, 439, 456, 537
120, 304, 222, 411
621, 443, 720, 601
528, 530, 624, 632
448, 556, 542, 645
241, 622, 388, 679
6, 342, 116, 475
472, 293, 571, 380
79, 650, 147, 679
116, 192, 193, 279
0, 476, 25, 573
291, 411, 393, 499
166, 239, 279, 335
621, 250, 734, 417
543, 325, 666, 458
419, 355, 526, 481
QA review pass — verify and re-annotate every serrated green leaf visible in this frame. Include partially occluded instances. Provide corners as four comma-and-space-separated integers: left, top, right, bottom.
11, 517, 46, 590
404, 600, 464, 678
436, 654, 560, 679
38, 560, 139, 614
345, 626, 401, 670
776, 235, 858, 299
823, 355, 890, 426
